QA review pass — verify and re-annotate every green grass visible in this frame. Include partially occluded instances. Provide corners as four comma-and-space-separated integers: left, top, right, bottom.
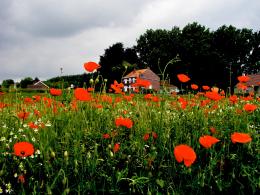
0, 91, 259, 194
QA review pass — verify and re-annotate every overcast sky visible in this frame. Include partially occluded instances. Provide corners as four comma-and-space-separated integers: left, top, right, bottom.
0, 0, 259, 83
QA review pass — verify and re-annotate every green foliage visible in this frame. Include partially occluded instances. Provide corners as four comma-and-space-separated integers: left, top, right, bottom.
99, 42, 140, 86
0, 91, 259, 194
20, 77, 33, 88
135, 22, 260, 92
1, 79, 14, 89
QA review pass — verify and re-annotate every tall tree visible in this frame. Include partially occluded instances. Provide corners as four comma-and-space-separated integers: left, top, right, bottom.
212, 25, 255, 92
99, 43, 140, 85
246, 30, 260, 74
178, 22, 214, 87
2, 79, 14, 89
20, 77, 33, 88
135, 28, 180, 75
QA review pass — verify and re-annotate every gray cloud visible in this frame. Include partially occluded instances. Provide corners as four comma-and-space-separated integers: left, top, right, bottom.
7, 0, 151, 38
0, 0, 259, 83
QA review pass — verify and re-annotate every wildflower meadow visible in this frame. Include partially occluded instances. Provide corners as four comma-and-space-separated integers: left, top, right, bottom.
0, 62, 259, 194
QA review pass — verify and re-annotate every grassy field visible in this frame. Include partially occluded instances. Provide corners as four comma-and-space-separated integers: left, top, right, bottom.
0, 88, 259, 194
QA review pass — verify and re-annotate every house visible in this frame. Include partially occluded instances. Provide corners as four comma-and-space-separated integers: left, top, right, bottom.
160, 80, 179, 93
235, 73, 260, 96
27, 81, 49, 90
122, 68, 160, 92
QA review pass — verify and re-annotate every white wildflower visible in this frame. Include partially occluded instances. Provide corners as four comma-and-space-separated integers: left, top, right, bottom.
0, 137, 6, 142
18, 128, 23, 133
35, 149, 40, 155
45, 121, 52, 127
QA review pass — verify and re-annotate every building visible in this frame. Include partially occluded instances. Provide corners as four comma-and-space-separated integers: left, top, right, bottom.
160, 80, 179, 93
235, 73, 260, 96
122, 68, 160, 92
27, 81, 49, 90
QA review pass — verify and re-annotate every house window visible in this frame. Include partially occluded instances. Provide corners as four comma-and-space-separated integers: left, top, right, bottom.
124, 79, 128, 84
124, 86, 128, 92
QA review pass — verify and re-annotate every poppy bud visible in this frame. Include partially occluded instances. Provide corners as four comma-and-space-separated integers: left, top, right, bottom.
64, 188, 70, 194
64, 151, 68, 159
110, 151, 114, 157
62, 177, 67, 185
51, 151, 55, 158
104, 79, 108, 82
95, 78, 99, 83
89, 79, 94, 84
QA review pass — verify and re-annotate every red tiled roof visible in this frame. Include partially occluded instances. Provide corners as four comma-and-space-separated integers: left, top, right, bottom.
246, 74, 260, 86
123, 69, 147, 78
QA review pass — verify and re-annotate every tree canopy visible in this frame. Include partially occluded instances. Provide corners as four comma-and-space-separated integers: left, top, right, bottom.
132, 22, 260, 91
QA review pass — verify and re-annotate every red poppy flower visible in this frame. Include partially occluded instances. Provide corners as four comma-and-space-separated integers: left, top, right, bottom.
244, 104, 257, 112
177, 74, 190, 83
74, 88, 92, 101
50, 88, 62, 96
13, 142, 34, 157
0, 102, 7, 109
32, 95, 41, 102
199, 135, 220, 149
17, 111, 30, 120
202, 85, 210, 91
123, 95, 133, 102
24, 97, 34, 104
229, 95, 238, 104
143, 133, 150, 141
113, 143, 120, 153
28, 122, 39, 129
231, 132, 252, 144
110, 80, 124, 94
144, 94, 153, 100
211, 87, 219, 93
237, 83, 248, 90
152, 132, 158, 139
191, 84, 198, 90
237, 75, 250, 83
132, 78, 151, 88
101, 95, 113, 104
152, 96, 160, 102
84, 62, 101, 73
210, 127, 217, 134
174, 144, 196, 167
205, 91, 223, 101
178, 97, 188, 109
115, 117, 133, 128
102, 133, 110, 139
220, 90, 225, 95
88, 87, 94, 92
34, 109, 41, 118
18, 174, 25, 184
